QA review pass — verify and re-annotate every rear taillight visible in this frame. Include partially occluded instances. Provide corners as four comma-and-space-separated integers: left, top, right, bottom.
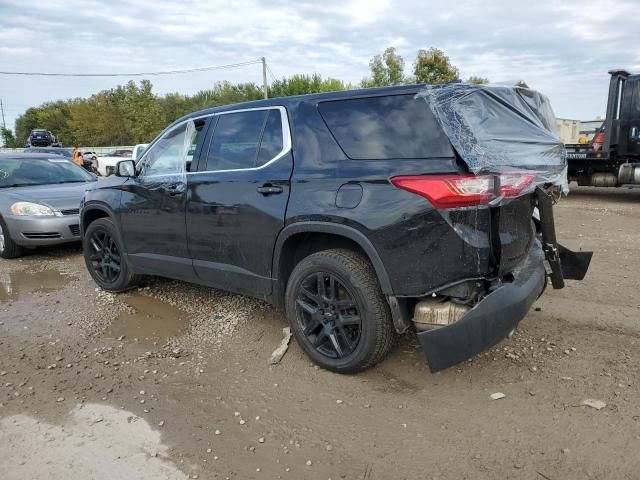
391, 173, 535, 209
497, 173, 535, 197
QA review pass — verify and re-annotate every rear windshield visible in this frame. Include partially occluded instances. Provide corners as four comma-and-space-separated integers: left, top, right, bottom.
318, 94, 453, 160
0, 157, 95, 188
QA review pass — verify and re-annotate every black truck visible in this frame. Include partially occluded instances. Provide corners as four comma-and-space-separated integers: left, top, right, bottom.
566, 70, 640, 187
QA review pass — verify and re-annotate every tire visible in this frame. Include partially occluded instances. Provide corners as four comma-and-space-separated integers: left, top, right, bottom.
83, 217, 140, 292
285, 248, 396, 373
0, 217, 24, 259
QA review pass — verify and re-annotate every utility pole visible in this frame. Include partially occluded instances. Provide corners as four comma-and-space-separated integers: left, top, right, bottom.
261, 57, 268, 99
0, 99, 6, 147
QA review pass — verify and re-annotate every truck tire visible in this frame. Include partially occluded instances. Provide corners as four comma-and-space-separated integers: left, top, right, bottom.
83, 217, 140, 292
0, 217, 24, 259
285, 248, 396, 373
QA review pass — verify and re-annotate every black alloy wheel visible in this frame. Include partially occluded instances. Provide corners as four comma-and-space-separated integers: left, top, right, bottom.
285, 249, 396, 373
83, 217, 140, 292
87, 229, 122, 284
295, 272, 362, 359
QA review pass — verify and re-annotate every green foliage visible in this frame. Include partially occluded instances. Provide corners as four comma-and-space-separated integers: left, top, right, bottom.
413, 48, 459, 85
466, 76, 490, 84
515, 80, 530, 88
13, 101, 73, 146
362, 47, 405, 87
269, 74, 347, 97
122, 80, 167, 144
1, 127, 20, 148
68, 91, 130, 146
2, 51, 490, 147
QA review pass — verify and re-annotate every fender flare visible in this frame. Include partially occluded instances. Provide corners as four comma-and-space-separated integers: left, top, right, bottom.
272, 221, 392, 296
80, 201, 119, 237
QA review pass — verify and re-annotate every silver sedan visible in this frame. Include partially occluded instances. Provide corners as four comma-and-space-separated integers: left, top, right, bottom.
0, 152, 97, 258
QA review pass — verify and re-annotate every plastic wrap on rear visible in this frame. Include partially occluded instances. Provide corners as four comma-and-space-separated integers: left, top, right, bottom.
416, 83, 567, 196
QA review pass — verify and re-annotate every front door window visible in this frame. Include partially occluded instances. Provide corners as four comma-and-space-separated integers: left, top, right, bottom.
142, 120, 198, 182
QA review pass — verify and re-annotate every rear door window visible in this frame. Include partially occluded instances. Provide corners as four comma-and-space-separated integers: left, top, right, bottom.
318, 94, 453, 159
204, 110, 268, 171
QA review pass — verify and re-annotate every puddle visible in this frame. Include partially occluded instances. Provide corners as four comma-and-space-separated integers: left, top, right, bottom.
106, 294, 188, 347
0, 403, 188, 479
0, 269, 69, 303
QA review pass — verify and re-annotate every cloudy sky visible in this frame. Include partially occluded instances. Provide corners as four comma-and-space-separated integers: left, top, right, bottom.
1, 0, 639, 135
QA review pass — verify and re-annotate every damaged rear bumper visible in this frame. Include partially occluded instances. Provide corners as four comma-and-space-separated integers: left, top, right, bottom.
417, 243, 546, 373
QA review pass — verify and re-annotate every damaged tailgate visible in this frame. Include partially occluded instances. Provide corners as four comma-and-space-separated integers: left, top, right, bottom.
413, 83, 592, 372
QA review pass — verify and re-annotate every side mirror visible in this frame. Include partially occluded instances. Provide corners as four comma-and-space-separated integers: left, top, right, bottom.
115, 160, 136, 177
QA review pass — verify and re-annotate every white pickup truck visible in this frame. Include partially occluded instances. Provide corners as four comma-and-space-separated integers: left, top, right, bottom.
95, 144, 148, 176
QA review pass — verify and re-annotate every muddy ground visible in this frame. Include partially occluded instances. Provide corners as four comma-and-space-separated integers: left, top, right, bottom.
1, 186, 639, 480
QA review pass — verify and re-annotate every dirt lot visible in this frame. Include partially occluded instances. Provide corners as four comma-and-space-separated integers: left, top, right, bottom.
1, 186, 639, 480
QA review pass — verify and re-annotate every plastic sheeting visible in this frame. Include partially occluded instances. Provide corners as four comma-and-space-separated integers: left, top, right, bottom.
416, 83, 567, 197
139, 119, 195, 190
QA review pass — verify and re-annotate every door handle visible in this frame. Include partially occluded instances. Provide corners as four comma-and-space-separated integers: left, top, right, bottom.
257, 184, 283, 195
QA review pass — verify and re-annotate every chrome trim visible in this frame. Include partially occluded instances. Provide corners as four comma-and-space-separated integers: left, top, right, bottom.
137, 106, 291, 176
190, 106, 291, 174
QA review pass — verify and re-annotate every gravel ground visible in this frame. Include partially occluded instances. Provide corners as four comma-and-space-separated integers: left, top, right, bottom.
1, 186, 640, 479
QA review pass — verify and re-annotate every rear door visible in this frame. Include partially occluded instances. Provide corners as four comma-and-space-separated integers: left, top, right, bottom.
186, 107, 293, 298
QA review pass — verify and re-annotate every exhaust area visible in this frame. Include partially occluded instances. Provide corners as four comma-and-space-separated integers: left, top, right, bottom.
412, 298, 470, 331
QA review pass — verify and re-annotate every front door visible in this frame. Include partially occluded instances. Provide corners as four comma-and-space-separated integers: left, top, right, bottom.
120, 118, 209, 279
186, 107, 293, 298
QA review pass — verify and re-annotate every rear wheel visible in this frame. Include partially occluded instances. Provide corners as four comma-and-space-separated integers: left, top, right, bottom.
83, 217, 140, 291
0, 217, 24, 259
285, 249, 396, 373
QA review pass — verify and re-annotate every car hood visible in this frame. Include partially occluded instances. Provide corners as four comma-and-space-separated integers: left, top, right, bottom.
0, 182, 94, 213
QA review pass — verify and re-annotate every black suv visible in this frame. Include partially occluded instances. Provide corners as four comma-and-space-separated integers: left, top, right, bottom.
80, 84, 590, 373
27, 129, 55, 147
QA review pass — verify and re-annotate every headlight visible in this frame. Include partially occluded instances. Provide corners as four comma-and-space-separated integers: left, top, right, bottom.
10, 202, 59, 216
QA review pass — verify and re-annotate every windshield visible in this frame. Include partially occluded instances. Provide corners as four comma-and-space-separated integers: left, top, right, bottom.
0, 157, 96, 188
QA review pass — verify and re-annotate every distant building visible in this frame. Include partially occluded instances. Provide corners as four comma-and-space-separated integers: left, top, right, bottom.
555, 116, 604, 144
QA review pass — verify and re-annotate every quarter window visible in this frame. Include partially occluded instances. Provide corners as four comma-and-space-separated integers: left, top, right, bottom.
318, 95, 453, 160
257, 110, 284, 167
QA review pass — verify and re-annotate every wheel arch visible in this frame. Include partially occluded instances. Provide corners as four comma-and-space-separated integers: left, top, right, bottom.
81, 203, 116, 237
272, 222, 392, 309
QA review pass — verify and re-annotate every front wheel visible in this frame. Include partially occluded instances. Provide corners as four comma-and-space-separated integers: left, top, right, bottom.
285, 249, 396, 373
83, 217, 140, 291
0, 217, 24, 259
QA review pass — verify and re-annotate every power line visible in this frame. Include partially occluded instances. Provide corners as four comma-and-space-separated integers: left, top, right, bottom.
266, 64, 278, 84
0, 59, 263, 77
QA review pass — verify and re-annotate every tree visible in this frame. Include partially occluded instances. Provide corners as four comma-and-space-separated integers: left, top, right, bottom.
158, 93, 192, 124
6, 73, 349, 147
14, 108, 41, 146
466, 76, 489, 84
122, 80, 167, 144
69, 92, 130, 146
515, 80, 529, 88
362, 47, 405, 87
269, 74, 347, 97
1, 127, 20, 148
413, 48, 459, 85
